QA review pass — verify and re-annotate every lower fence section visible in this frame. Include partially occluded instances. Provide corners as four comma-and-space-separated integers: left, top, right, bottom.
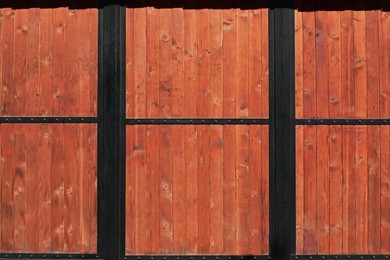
296, 125, 390, 254
0, 124, 97, 253
292, 256, 390, 260
125, 125, 269, 255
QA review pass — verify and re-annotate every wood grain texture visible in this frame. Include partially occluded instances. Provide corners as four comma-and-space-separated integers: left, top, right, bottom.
0, 124, 97, 253
125, 125, 269, 255
126, 2, 268, 119
0, 6, 98, 117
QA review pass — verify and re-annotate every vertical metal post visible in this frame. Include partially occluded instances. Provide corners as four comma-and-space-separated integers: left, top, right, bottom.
98, 1, 126, 260
269, 1, 295, 260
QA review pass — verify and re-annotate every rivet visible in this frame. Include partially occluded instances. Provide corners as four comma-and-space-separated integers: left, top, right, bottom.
335, 257, 337, 259
322, 257, 325, 260
164, 257, 167, 260
5, 119, 9, 122
371, 120, 374, 124
228, 120, 231, 123
359, 120, 362, 123
333, 120, 336, 124
56, 118, 59, 121
138, 257, 141, 260
203, 257, 205, 260
216, 257, 219, 260
309, 257, 312, 260
295, 257, 298, 260
346, 120, 349, 123
31, 118, 34, 122
228, 257, 231, 260
177, 120, 180, 123
5, 255, 8, 258
360, 257, 363, 259
202, 120, 205, 123
320, 120, 324, 124
348, 257, 351, 259
96, 256, 99, 259
177, 257, 179, 260
31, 255, 33, 258
215, 120, 218, 123
44, 118, 47, 121
18, 118, 21, 121
240, 120, 244, 123
82, 256, 85, 259
191, 257, 193, 260
44, 255, 46, 259
57, 255, 59, 259
241, 257, 244, 260
151, 257, 154, 260
307, 120, 311, 124
385, 257, 389, 259
125, 257, 127, 260
384, 120, 387, 124
68, 118, 72, 122
373, 257, 375, 259
19, 255, 22, 258
254, 257, 257, 260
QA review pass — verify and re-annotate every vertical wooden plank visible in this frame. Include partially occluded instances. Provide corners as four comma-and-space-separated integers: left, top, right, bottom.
196, 7, 210, 118
184, 0, 198, 253
222, 3, 236, 254
196, 3, 210, 254
13, 9, 28, 251
303, 125, 317, 254
302, 4, 317, 254
294, 0, 304, 253
171, 3, 185, 254
1, 125, 14, 251
39, 124, 52, 251
78, 10, 92, 252
315, 7, 330, 254
126, 1, 135, 119
88, 125, 97, 252
145, 1, 160, 254
0, 9, 3, 115
209, 125, 223, 254
197, 124, 211, 254
379, 1, 390, 254
235, 5, 249, 254
381, 125, 390, 254
1, 9, 15, 116
260, 5, 268, 119
51, 124, 65, 252
89, 8, 98, 117
340, 2, 355, 252
353, 1, 368, 253
248, 4, 262, 253
133, 2, 147, 253
342, 126, 356, 254
209, 6, 223, 254
260, 125, 269, 254
25, 8, 40, 250
64, 7, 80, 251
159, 6, 173, 253
327, 4, 343, 253
126, 126, 135, 254
365, 0, 381, 253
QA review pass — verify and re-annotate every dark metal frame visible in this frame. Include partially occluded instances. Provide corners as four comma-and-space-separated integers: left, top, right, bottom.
1, 1, 390, 260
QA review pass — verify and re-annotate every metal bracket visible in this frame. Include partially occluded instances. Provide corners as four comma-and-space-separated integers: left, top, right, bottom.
126, 118, 269, 125
0, 117, 98, 124
295, 119, 390, 125
292, 256, 390, 260
0, 253, 102, 260
125, 256, 271, 260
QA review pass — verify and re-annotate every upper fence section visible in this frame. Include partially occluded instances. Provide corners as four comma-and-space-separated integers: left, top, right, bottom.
295, 0, 390, 119
0, 3, 98, 117
126, 1, 269, 119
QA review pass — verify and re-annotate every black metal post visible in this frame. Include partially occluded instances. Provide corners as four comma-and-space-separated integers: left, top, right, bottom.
98, 1, 126, 260
269, 1, 295, 260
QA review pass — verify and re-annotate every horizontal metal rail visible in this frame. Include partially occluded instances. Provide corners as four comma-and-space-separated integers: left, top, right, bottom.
295, 118, 390, 125
126, 118, 269, 125
126, 256, 271, 260
0, 253, 102, 259
292, 256, 390, 260
0, 117, 98, 124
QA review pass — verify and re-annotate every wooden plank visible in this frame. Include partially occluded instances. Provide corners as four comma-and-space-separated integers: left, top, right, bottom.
209, 7, 223, 254
327, 6, 343, 252
302, 6, 316, 119
303, 125, 317, 254
38, 124, 52, 251
365, 0, 381, 253
381, 126, 390, 253
379, 0, 390, 253
210, 125, 223, 254
64, 7, 80, 251
126, 127, 135, 254
342, 126, 356, 254
197, 125, 211, 254
353, 1, 368, 253
89, 8, 98, 117
260, 6, 268, 119
235, 6, 249, 254
260, 125, 269, 254
78, 10, 92, 252
183, 0, 198, 252
88, 125, 97, 252
39, 8, 53, 116
249, 125, 262, 254
159, 7, 173, 253
12, 8, 28, 251
126, 1, 135, 118
1, 125, 14, 251
171, 4, 185, 254
222, 4, 236, 253
25, 125, 40, 252
0, 8, 3, 115
51, 124, 65, 252
248, 7, 265, 252
196, 7, 210, 118
223, 125, 236, 254
26, 8, 40, 116
295, 1, 304, 253
315, 7, 330, 254
1, 8, 15, 116
144, 2, 159, 254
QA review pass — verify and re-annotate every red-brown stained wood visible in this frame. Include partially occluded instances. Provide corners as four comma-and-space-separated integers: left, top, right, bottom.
381, 126, 390, 254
